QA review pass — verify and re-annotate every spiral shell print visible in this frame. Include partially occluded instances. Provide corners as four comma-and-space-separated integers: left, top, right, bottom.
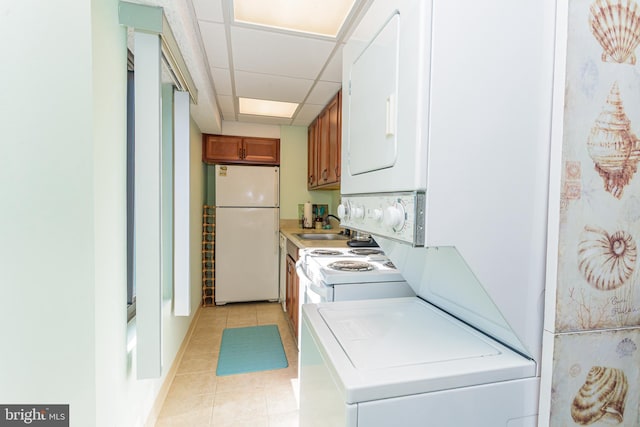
571, 366, 628, 425
577, 225, 637, 290
589, 0, 640, 64
587, 82, 640, 199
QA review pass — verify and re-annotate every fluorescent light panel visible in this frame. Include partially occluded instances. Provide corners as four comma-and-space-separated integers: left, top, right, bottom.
239, 97, 298, 118
233, 0, 356, 37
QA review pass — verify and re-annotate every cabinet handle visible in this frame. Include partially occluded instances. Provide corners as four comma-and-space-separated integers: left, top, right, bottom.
242, 148, 246, 159
335, 167, 340, 178
308, 175, 314, 186
238, 147, 242, 158
322, 169, 328, 180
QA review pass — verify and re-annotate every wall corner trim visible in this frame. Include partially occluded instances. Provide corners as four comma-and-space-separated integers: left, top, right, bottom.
118, 1, 199, 104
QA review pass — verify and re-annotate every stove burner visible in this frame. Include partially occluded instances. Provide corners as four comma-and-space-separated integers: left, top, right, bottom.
384, 261, 396, 269
328, 260, 374, 272
349, 248, 384, 256
310, 249, 343, 256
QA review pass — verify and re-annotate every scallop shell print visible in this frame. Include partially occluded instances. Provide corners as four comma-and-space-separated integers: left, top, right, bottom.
587, 82, 640, 199
616, 337, 637, 357
577, 225, 637, 290
589, 0, 640, 64
571, 366, 628, 425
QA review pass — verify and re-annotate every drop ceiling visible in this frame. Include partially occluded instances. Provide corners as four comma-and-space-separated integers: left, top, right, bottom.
134, 0, 371, 133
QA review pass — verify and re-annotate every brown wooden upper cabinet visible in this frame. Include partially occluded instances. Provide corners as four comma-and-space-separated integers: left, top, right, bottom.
308, 90, 341, 190
202, 134, 280, 165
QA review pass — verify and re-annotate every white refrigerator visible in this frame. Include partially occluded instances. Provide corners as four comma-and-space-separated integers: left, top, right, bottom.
214, 164, 280, 305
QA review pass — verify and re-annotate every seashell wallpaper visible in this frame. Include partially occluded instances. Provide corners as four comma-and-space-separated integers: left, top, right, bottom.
570, 366, 628, 425
577, 225, 637, 291
555, 0, 640, 332
547, 330, 639, 426
586, 81, 640, 199
547, 1, 640, 424
589, 0, 640, 65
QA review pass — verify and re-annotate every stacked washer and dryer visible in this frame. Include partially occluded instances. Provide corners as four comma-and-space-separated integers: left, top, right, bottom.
298, 0, 557, 426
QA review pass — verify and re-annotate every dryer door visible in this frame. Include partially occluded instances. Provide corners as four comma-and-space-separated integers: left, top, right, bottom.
347, 12, 400, 175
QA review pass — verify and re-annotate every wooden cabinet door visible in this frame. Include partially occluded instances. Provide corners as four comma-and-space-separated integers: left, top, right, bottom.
307, 90, 341, 189
202, 134, 280, 165
307, 119, 319, 189
317, 108, 330, 185
202, 135, 243, 163
325, 92, 340, 185
334, 90, 342, 181
243, 137, 280, 165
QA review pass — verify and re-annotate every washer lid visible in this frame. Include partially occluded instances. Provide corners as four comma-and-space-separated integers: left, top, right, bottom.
376, 238, 531, 359
318, 299, 498, 369
306, 298, 536, 403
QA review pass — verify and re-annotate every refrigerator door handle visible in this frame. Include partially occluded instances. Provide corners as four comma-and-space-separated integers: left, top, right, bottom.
275, 212, 279, 254
274, 167, 280, 207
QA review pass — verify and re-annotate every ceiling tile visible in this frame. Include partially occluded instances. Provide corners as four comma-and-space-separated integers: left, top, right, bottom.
198, 21, 229, 69
294, 103, 325, 126
191, 0, 224, 23
319, 44, 344, 83
235, 71, 313, 103
231, 26, 335, 79
222, 110, 236, 121
238, 114, 293, 126
217, 95, 235, 115
306, 81, 342, 106
211, 67, 232, 96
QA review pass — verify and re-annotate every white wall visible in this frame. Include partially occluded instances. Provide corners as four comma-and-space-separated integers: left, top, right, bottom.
0, 0, 97, 423
0, 1, 204, 425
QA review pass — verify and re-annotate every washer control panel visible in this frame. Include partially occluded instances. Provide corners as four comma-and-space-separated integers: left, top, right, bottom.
338, 192, 425, 246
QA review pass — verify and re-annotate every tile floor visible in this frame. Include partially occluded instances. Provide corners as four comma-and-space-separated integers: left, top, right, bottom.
155, 302, 300, 426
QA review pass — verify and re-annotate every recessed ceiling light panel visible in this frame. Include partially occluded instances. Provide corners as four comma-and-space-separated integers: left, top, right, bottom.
233, 0, 356, 37
239, 97, 299, 118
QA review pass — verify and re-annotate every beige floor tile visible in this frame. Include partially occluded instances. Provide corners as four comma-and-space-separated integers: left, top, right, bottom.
158, 393, 215, 419
183, 338, 220, 356
155, 302, 300, 427
156, 408, 213, 427
265, 384, 298, 416
211, 390, 268, 421
214, 371, 267, 394
210, 415, 269, 427
167, 372, 217, 399
225, 319, 259, 328
268, 411, 299, 427
176, 352, 217, 375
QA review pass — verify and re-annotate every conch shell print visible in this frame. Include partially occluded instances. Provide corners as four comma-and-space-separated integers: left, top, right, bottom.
571, 366, 628, 425
589, 0, 640, 64
587, 81, 640, 199
577, 225, 637, 290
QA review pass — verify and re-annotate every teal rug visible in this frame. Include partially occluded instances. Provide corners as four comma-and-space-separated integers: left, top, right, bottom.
216, 325, 288, 376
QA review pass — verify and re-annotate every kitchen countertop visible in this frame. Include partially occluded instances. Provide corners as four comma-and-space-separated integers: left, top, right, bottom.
280, 220, 350, 250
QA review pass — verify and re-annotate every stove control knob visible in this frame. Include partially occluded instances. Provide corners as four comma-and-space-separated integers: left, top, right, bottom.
384, 204, 405, 230
337, 203, 349, 220
373, 208, 384, 222
352, 205, 365, 220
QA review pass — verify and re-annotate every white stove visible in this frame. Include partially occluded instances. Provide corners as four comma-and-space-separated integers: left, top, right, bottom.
297, 247, 413, 303
300, 247, 405, 285
294, 246, 414, 350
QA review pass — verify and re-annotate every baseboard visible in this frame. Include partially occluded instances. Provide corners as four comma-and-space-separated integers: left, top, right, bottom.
144, 304, 203, 427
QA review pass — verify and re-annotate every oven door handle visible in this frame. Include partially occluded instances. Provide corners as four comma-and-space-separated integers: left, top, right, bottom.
295, 261, 333, 301
295, 260, 312, 284
307, 281, 332, 300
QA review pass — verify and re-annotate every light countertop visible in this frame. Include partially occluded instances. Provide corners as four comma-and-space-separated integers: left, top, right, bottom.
279, 219, 350, 250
